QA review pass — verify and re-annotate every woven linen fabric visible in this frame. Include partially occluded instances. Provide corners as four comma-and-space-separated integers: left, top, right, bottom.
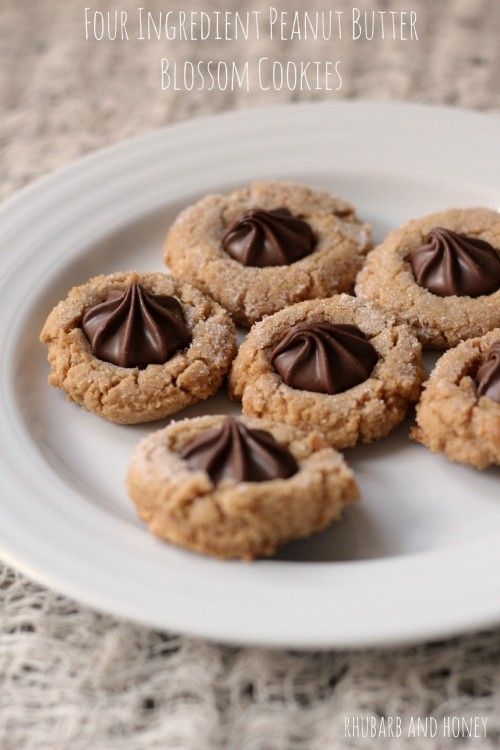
1, 1, 500, 748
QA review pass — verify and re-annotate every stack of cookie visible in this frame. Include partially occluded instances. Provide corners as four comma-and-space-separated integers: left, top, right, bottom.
41, 182, 500, 559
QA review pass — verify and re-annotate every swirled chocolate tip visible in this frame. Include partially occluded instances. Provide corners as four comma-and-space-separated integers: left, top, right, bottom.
222, 208, 316, 267
409, 227, 500, 297
81, 282, 191, 368
476, 341, 500, 403
179, 416, 298, 483
271, 322, 378, 395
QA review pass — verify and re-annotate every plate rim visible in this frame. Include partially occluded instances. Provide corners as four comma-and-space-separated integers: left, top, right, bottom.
2, 98, 500, 220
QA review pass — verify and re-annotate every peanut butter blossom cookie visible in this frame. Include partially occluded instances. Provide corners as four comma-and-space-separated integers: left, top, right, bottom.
411, 329, 500, 469
229, 294, 425, 449
355, 208, 500, 349
164, 180, 371, 326
126, 415, 358, 559
41, 271, 237, 424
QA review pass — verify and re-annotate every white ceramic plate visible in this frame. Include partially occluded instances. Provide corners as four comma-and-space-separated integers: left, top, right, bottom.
0, 102, 499, 649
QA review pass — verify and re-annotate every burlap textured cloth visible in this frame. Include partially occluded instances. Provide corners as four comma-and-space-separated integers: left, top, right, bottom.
1, 1, 499, 748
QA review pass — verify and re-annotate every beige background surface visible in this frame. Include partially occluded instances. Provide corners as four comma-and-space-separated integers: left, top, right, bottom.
1, 1, 500, 748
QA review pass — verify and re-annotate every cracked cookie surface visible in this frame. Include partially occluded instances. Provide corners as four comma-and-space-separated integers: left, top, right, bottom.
355, 207, 500, 349
40, 271, 237, 424
164, 180, 371, 327
126, 415, 359, 559
229, 295, 425, 449
411, 329, 500, 469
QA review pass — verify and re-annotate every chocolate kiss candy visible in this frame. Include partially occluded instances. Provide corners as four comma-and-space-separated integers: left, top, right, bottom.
179, 416, 298, 483
409, 227, 500, 297
476, 341, 500, 403
271, 322, 379, 395
221, 208, 316, 267
81, 282, 191, 368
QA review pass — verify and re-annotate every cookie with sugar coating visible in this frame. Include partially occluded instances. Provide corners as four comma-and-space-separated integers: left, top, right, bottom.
164, 180, 371, 327
40, 271, 237, 424
355, 207, 500, 349
126, 414, 359, 560
411, 329, 500, 469
229, 294, 425, 449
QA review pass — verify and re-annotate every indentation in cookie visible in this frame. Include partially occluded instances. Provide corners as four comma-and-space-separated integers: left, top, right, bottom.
408, 227, 500, 297
270, 322, 379, 395
179, 416, 298, 483
221, 208, 315, 267
81, 282, 191, 368
476, 340, 500, 403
